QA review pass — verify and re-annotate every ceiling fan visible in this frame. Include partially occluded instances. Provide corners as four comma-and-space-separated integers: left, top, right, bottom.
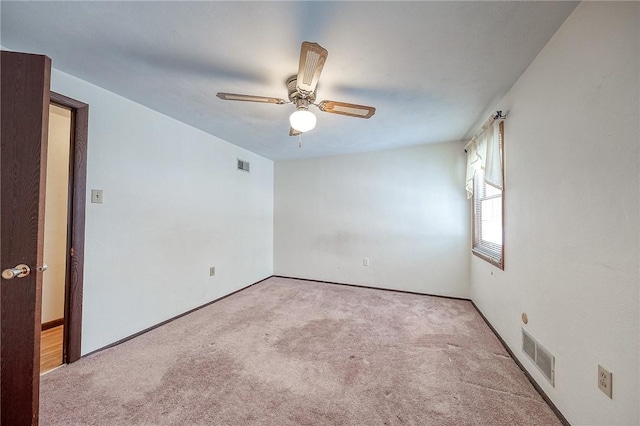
217, 42, 376, 136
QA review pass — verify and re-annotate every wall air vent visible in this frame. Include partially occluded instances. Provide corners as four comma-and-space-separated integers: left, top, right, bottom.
522, 328, 555, 386
522, 329, 536, 360
237, 159, 250, 173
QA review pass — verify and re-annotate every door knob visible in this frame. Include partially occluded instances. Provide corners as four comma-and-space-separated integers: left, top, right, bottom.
2, 264, 31, 280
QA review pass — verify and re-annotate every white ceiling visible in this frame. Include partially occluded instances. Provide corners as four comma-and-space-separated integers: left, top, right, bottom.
1, 1, 578, 160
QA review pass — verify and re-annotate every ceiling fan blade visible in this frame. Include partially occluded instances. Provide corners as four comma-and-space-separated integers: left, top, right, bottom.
297, 42, 328, 95
289, 127, 302, 137
216, 92, 286, 104
317, 101, 376, 119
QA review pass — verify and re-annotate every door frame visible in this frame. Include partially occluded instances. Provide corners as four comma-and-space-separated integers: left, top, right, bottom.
49, 92, 88, 363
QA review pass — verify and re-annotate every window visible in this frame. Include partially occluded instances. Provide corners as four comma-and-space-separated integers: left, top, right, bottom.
472, 121, 504, 269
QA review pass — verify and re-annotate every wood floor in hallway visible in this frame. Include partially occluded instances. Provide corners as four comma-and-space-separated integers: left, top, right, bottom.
41, 325, 63, 374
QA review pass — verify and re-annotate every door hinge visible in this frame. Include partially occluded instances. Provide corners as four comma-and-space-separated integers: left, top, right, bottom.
70, 247, 75, 257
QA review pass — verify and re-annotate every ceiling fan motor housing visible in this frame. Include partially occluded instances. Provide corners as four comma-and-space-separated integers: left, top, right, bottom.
287, 76, 316, 104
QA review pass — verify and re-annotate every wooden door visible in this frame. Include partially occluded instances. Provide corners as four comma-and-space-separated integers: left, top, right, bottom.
1, 50, 52, 425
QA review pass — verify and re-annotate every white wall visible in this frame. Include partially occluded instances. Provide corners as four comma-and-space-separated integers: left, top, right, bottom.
470, 3, 639, 425
41, 104, 71, 324
274, 142, 470, 298
50, 69, 274, 355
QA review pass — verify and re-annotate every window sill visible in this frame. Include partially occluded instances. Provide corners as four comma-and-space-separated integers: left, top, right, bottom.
472, 248, 504, 270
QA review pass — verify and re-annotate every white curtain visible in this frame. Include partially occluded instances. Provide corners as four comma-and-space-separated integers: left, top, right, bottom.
465, 120, 503, 199
465, 137, 482, 199
484, 122, 503, 190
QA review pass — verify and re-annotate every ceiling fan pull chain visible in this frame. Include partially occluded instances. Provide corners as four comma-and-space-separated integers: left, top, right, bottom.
298, 133, 302, 148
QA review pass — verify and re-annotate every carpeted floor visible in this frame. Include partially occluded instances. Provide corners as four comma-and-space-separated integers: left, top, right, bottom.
40, 277, 561, 425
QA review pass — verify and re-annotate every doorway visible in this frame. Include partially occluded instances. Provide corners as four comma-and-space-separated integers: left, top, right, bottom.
42, 92, 88, 370
40, 103, 72, 373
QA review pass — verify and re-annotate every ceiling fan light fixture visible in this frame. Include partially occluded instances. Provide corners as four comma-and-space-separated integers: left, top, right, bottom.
217, 42, 375, 138
290, 108, 317, 133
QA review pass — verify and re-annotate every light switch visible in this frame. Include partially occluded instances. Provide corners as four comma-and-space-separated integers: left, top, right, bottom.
91, 189, 103, 204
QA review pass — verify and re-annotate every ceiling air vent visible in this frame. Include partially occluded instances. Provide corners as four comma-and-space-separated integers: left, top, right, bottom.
237, 159, 250, 173
522, 328, 555, 386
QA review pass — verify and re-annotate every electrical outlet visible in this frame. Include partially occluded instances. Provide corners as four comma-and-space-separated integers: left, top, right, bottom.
363, 258, 369, 266
209, 267, 215, 277
598, 364, 612, 398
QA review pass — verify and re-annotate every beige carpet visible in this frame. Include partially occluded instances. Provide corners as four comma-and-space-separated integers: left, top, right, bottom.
40, 277, 561, 425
